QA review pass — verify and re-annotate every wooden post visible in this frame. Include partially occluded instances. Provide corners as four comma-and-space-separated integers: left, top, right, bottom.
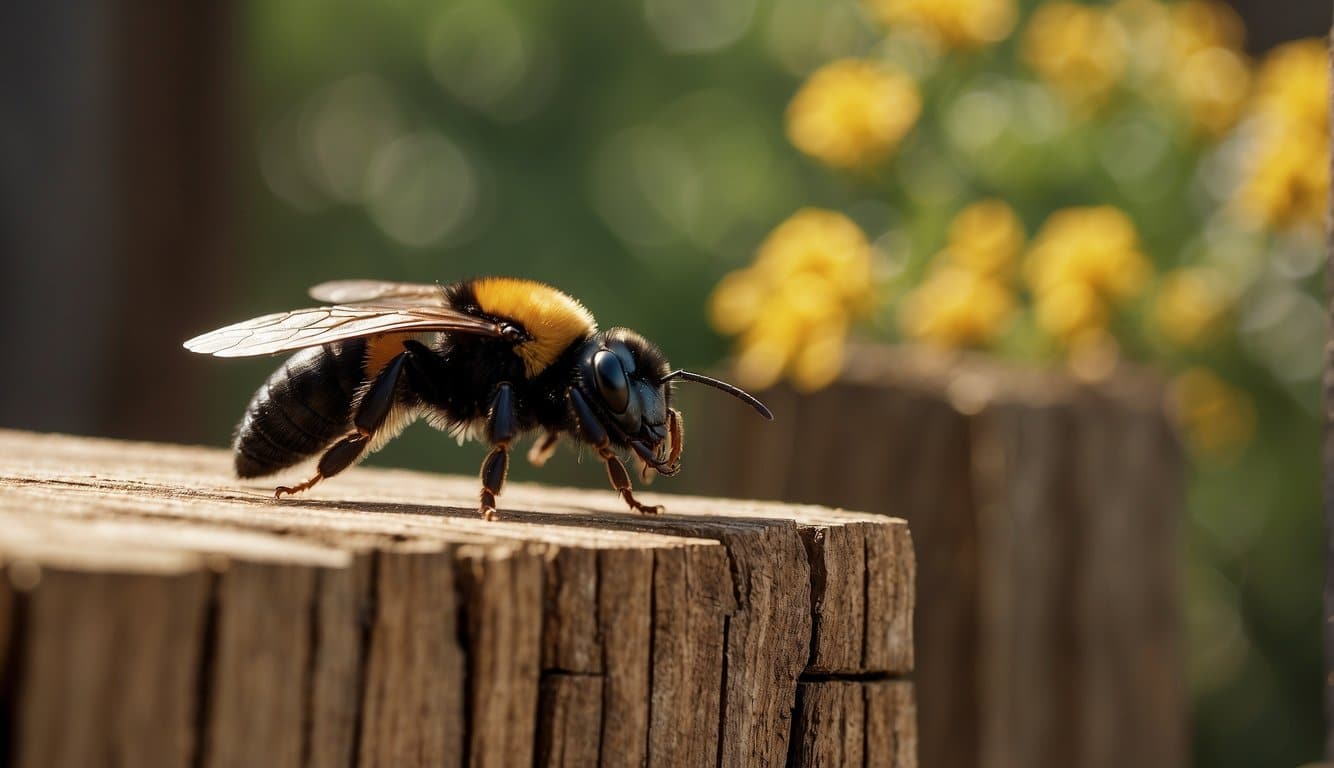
0, 429, 915, 767
1324, 13, 1334, 760
689, 345, 1185, 768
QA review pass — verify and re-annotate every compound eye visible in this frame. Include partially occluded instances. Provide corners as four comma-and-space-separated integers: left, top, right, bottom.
593, 349, 630, 414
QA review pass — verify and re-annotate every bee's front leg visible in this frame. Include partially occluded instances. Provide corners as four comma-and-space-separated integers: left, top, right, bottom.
568, 388, 663, 515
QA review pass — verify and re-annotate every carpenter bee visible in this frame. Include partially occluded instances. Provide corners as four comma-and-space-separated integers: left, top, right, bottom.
184, 278, 772, 519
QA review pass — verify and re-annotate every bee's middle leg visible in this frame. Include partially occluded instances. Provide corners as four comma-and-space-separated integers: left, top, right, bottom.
478, 382, 517, 520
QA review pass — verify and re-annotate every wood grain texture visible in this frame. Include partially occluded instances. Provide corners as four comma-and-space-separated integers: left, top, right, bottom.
457, 544, 544, 767
647, 543, 731, 766
0, 429, 915, 767
305, 556, 375, 768
203, 562, 317, 768
16, 566, 208, 768
595, 547, 653, 766
865, 681, 918, 768
689, 346, 1183, 768
536, 674, 602, 767
790, 681, 865, 768
357, 548, 464, 768
790, 679, 917, 768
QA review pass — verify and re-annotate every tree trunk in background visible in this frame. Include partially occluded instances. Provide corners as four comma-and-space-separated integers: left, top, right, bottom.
0, 0, 233, 443
685, 346, 1186, 768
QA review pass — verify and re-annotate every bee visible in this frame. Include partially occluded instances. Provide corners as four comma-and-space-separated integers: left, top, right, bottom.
184, 278, 772, 519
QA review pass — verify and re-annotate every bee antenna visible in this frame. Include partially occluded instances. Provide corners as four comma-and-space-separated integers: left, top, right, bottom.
663, 369, 774, 420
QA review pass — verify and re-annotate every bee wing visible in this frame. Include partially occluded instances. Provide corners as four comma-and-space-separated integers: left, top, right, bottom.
183, 304, 502, 358
307, 280, 447, 305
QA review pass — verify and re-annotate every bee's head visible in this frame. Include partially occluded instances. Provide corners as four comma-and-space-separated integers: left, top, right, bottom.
575, 328, 773, 475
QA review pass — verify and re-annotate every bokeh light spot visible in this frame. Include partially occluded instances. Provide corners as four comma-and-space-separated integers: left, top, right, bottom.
365, 132, 479, 248
645, 0, 757, 54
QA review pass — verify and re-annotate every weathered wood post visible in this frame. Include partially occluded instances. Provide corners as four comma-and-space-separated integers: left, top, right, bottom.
689, 346, 1186, 768
0, 429, 915, 767
1323, 13, 1334, 760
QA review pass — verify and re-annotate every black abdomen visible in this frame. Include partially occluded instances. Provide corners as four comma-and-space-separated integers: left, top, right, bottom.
233, 341, 365, 477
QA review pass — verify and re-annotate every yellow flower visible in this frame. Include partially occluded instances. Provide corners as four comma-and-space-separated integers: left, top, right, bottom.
864, 0, 1017, 50
1173, 46, 1251, 137
1170, 368, 1256, 460
1168, 0, 1245, 58
753, 208, 877, 309
790, 317, 851, 391
1251, 38, 1328, 131
1025, 206, 1151, 304
1235, 121, 1329, 232
1024, 206, 1150, 350
1231, 39, 1329, 231
711, 209, 877, 391
1033, 281, 1107, 343
708, 270, 767, 335
945, 198, 1025, 277
1153, 268, 1231, 347
1022, 3, 1127, 113
900, 266, 1016, 349
1106, 0, 1249, 136
786, 59, 922, 169
1156, 1, 1251, 137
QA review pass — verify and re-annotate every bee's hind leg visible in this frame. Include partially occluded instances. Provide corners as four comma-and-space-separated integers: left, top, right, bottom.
275, 434, 367, 497
276, 353, 406, 499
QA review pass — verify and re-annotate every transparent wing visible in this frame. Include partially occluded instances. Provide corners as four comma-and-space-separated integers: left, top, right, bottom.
183, 303, 501, 358
307, 280, 448, 305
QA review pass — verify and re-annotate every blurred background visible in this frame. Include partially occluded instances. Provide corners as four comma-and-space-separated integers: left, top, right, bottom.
0, 0, 1329, 765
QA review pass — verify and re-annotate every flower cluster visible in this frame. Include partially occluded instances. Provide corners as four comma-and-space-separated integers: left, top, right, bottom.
1235, 39, 1329, 232
1162, 0, 1250, 137
863, 0, 1016, 51
710, 1, 1318, 462
1024, 206, 1150, 351
709, 209, 876, 391
1022, 3, 1127, 113
786, 60, 921, 170
1019, 0, 1251, 132
899, 200, 1022, 348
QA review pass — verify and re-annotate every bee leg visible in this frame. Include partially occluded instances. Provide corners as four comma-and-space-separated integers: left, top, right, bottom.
479, 446, 508, 521
568, 387, 663, 515
600, 447, 663, 515
478, 382, 517, 520
527, 431, 561, 467
275, 354, 406, 498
